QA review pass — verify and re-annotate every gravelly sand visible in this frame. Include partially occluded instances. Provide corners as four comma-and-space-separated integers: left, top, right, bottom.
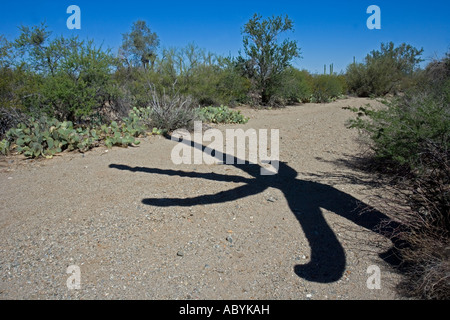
0, 97, 407, 300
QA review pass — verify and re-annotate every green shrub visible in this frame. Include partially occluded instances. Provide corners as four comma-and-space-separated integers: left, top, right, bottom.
214, 58, 252, 106
121, 47, 251, 108
310, 74, 344, 103
349, 93, 450, 299
9, 24, 120, 122
347, 93, 449, 170
346, 42, 423, 97
347, 53, 450, 299
185, 62, 251, 107
198, 105, 249, 124
275, 67, 312, 104
44, 42, 119, 121
115, 68, 164, 110
182, 64, 223, 106
336, 74, 348, 95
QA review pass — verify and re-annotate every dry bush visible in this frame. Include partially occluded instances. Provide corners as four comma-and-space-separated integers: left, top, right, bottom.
0, 107, 28, 139
396, 142, 449, 299
147, 84, 199, 131
369, 141, 450, 300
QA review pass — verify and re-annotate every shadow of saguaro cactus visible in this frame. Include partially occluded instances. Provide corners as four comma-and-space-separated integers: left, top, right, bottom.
109, 134, 406, 283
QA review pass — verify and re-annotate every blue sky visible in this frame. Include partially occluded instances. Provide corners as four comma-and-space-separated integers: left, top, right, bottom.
0, 0, 449, 73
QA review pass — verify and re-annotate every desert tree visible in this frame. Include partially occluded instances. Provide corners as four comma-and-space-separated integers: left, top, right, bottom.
120, 20, 160, 71
241, 13, 301, 104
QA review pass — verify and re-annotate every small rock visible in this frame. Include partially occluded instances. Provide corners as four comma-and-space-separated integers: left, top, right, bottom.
226, 235, 233, 243
267, 196, 277, 202
177, 251, 184, 257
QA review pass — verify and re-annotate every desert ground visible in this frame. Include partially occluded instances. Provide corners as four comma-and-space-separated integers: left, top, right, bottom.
0, 97, 407, 300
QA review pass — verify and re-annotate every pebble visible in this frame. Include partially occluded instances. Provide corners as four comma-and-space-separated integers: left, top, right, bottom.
226, 235, 233, 243
177, 251, 184, 257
